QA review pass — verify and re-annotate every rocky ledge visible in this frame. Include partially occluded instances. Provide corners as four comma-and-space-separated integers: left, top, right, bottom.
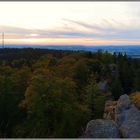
82, 94, 140, 138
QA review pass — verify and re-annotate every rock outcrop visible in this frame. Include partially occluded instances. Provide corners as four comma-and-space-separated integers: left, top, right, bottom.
104, 100, 117, 120
82, 119, 120, 138
82, 94, 140, 138
115, 94, 140, 138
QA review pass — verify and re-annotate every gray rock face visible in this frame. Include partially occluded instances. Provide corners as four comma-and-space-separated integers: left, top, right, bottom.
82, 94, 140, 138
82, 119, 120, 138
115, 94, 131, 114
97, 80, 108, 92
115, 94, 140, 138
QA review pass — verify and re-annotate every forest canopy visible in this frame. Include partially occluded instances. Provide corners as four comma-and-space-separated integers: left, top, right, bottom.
0, 48, 139, 138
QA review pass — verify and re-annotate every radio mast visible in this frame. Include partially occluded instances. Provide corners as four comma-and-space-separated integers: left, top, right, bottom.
2, 32, 4, 48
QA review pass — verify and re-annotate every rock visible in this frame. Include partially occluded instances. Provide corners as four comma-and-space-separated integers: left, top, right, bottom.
105, 100, 117, 106
98, 80, 108, 92
104, 100, 117, 120
115, 94, 140, 138
82, 94, 140, 138
82, 119, 120, 138
116, 94, 131, 114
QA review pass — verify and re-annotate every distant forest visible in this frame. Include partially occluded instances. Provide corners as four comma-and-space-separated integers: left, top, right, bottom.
0, 48, 140, 138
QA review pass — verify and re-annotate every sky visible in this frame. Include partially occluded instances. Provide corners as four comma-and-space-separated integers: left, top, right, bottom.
0, 2, 140, 46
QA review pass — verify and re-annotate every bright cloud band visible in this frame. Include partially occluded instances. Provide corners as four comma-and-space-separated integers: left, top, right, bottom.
0, 2, 140, 45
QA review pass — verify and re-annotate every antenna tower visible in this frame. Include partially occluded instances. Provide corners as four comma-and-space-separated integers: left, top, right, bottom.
2, 32, 4, 48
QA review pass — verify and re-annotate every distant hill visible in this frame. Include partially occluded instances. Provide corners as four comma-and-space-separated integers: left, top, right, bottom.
1, 44, 140, 58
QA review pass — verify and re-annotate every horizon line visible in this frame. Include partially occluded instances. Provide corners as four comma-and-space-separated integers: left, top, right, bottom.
1, 44, 140, 47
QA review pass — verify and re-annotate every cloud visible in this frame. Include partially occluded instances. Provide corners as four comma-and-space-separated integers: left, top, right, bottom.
1, 21, 140, 43
62, 18, 105, 31
0, 26, 31, 34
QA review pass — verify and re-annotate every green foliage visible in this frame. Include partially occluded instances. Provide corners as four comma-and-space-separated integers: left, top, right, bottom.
0, 48, 139, 138
86, 76, 106, 119
110, 77, 123, 100
16, 73, 89, 138
133, 68, 140, 91
74, 59, 89, 87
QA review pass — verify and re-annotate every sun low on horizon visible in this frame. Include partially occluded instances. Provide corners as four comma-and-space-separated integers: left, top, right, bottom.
0, 1, 140, 46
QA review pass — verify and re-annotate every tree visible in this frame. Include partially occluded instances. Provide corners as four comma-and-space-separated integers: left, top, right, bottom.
74, 60, 89, 87
110, 77, 123, 100
118, 62, 134, 94
15, 72, 89, 138
133, 68, 140, 91
86, 75, 105, 119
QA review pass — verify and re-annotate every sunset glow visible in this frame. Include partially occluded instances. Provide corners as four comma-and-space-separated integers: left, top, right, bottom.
0, 2, 140, 45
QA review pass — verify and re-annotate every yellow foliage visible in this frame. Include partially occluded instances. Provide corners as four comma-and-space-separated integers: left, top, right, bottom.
129, 92, 140, 109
